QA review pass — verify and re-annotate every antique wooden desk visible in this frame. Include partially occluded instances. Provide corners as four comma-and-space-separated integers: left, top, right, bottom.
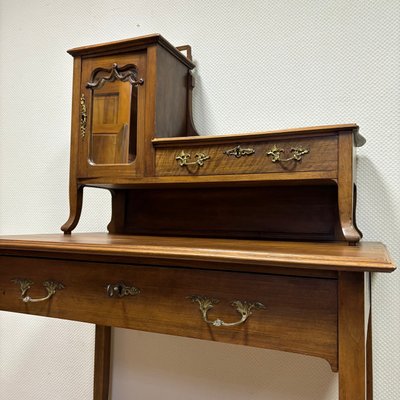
0, 34, 395, 399
0, 234, 394, 400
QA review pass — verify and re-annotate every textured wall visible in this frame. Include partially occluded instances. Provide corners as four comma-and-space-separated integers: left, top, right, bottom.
0, 1, 399, 399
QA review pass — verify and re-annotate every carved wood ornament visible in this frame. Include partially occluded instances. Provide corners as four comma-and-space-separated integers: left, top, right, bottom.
86, 63, 144, 90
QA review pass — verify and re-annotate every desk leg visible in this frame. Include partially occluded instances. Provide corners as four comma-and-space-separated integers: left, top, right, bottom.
338, 272, 366, 400
93, 325, 111, 400
367, 309, 373, 400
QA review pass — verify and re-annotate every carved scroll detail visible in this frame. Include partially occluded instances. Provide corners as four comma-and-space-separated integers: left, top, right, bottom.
86, 63, 144, 90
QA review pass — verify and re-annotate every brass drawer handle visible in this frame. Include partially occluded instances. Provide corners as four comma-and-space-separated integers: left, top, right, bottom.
224, 145, 255, 158
266, 145, 309, 163
188, 295, 265, 327
80, 93, 87, 139
106, 282, 140, 297
12, 279, 64, 303
176, 151, 210, 168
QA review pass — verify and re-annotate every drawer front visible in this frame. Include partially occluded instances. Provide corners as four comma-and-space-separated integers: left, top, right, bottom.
0, 256, 338, 368
155, 135, 338, 177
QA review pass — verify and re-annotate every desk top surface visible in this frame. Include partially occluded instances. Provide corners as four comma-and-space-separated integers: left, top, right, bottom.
0, 233, 394, 273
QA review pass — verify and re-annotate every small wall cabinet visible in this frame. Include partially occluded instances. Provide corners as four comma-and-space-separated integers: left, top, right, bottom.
62, 35, 196, 233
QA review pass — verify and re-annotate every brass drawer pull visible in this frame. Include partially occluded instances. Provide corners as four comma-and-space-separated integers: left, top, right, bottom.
266, 145, 309, 163
12, 279, 64, 303
176, 151, 210, 168
106, 282, 140, 297
80, 93, 87, 139
224, 145, 255, 158
188, 295, 265, 327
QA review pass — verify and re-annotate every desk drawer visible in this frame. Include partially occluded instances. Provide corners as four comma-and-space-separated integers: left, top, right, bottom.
155, 135, 338, 177
0, 256, 338, 369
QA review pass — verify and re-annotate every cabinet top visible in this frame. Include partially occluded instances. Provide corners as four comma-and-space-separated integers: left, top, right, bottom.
67, 33, 195, 69
152, 123, 366, 148
0, 233, 394, 273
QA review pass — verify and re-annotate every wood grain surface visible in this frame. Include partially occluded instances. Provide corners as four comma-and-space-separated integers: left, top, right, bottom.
0, 233, 394, 272
0, 255, 338, 370
152, 123, 364, 147
155, 135, 338, 177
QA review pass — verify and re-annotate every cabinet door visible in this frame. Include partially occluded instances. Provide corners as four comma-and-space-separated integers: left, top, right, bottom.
78, 52, 146, 179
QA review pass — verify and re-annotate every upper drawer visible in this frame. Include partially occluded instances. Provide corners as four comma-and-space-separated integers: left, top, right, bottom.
0, 255, 338, 370
155, 135, 338, 177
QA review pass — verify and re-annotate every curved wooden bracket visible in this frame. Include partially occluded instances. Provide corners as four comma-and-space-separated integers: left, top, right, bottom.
176, 45, 199, 136
61, 185, 83, 234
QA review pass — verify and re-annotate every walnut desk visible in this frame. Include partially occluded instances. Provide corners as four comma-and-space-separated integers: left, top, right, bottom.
0, 233, 394, 400
0, 35, 395, 400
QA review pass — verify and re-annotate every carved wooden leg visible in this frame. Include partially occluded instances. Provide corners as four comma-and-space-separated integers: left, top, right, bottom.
93, 325, 111, 400
185, 70, 199, 136
337, 133, 361, 244
338, 272, 366, 400
61, 184, 83, 234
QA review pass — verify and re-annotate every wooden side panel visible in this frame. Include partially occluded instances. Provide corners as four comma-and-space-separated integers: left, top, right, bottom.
0, 256, 338, 369
155, 46, 189, 138
61, 57, 83, 234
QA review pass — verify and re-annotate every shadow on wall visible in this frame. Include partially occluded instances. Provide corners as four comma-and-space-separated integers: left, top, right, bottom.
356, 154, 400, 249
356, 153, 399, 327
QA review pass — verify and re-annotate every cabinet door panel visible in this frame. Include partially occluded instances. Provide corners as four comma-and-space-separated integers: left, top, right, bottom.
78, 53, 146, 179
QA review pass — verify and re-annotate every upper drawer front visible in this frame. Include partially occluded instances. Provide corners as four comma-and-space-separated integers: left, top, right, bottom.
155, 135, 338, 177
0, 256, 337, 368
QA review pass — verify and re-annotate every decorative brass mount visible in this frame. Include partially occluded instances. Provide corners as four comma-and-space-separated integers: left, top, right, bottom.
80, 93, 87, 139
224, 145, 255, 158
106, 282, 140, 298
12, 278, 64, 303
266, 145, 309, 163
176, 151, 210, 168
188, 295, 265, 327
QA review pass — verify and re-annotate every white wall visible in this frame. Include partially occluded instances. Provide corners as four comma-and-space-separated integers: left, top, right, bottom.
0, 1, 399, 399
